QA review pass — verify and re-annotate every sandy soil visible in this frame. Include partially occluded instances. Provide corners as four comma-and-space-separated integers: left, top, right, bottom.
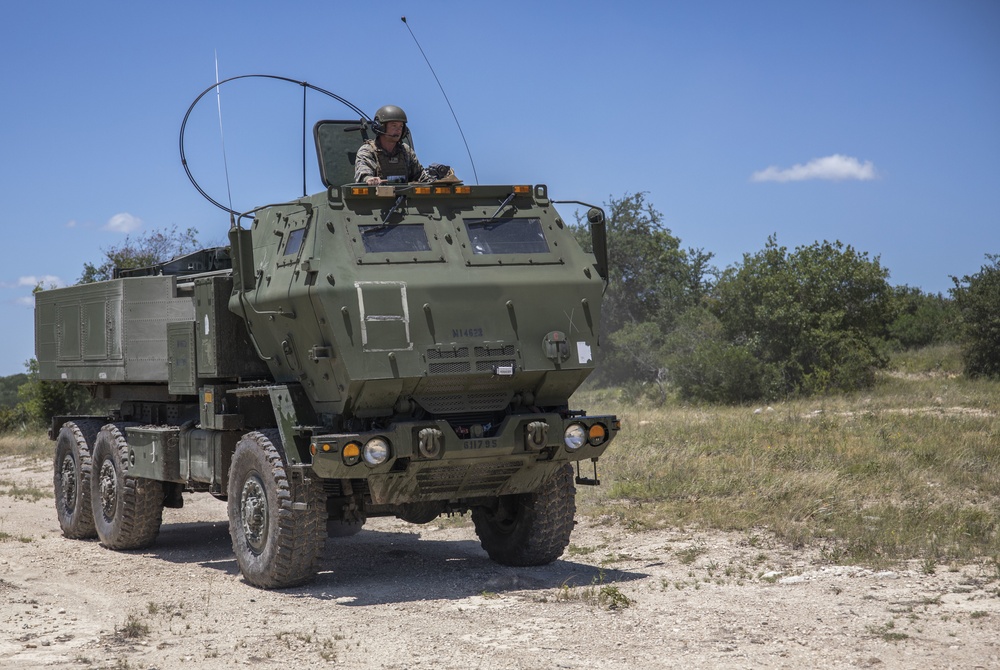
1, 455, 998, 669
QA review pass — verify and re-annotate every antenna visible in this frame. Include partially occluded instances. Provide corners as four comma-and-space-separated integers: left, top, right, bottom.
401, 16, 479, 185
214, 51, 234, 212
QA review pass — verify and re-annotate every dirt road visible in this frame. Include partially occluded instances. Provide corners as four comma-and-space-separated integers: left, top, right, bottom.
1, 455, 997, 669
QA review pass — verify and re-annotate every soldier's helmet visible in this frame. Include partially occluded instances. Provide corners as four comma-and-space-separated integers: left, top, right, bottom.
373, 105, 408, 134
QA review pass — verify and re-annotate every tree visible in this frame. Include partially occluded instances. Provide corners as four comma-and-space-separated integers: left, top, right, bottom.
951, 254, 1000, 378
705, 236, 894, 399
79, 225, 200, 283
15, 359, 96, 429
573, 192, 713, 385
887, 285, 959, 349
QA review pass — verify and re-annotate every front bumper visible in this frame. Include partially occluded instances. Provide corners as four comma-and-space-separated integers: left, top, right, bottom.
308, 412, 619, 503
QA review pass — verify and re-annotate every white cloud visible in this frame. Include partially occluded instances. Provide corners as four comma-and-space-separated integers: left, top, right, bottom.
751, 154, 878, 183
17, 275, 63, 288
15, 295, 35, 307
104, 212, 143, 233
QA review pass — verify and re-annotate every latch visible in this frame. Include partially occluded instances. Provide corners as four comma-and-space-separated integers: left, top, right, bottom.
309, 345, 332, 361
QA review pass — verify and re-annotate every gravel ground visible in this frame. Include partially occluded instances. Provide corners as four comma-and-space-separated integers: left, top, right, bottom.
1, 455, 998, 669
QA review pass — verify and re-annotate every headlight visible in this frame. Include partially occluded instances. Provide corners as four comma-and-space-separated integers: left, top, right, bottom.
563, 424, 586, 451
363, 438, 390, 466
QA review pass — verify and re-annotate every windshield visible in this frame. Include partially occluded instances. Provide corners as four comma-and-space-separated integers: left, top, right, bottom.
464, 218, 549, 255
360, 224, 432, 253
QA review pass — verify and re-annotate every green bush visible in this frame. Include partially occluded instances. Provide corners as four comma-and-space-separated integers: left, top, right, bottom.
708, 237, 893, 399
888, 285, 959, 349
662, 307, 765, 403
951, 254, 1000, 378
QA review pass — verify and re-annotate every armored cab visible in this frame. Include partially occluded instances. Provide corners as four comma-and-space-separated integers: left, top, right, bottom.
36, 110, 619, 589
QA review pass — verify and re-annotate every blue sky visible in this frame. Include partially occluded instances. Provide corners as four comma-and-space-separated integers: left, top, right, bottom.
1, 1, 997, 376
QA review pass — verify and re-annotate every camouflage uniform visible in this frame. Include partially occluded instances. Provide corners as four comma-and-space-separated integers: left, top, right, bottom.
354, 139, 429, 183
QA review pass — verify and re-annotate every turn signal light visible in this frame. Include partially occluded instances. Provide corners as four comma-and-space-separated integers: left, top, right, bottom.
588, 424, 607, 446
342, 442, 361, 466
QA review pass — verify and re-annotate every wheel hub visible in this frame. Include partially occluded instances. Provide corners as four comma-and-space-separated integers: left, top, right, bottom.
98, 460, 118, 520
60, 454, 76, 512
489, 496, 521, 533
240, 475, 268, 553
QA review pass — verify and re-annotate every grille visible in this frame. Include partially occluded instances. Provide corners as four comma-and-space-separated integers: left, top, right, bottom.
416, 461, 524, 496
429, 361, 471, 375
427, 347, 469, 360
475, 345, 515, 357
417, 391, 511, 413
476, 359, 515, 372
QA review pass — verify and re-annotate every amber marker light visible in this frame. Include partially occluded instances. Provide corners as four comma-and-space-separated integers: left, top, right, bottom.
342, 442, 361, 466
513, 185, 531, 194
588, 424, 607, 446
454, 186, 471, 194
350, 187, 370, 196
434, 186, 450, 194
414, 186, 431, 195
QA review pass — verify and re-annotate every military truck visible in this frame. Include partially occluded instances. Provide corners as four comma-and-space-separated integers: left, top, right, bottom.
35, 92, 619, 589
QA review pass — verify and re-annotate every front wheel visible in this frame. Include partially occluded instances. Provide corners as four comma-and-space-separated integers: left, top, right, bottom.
472, 464, 576, 566
91, 424, 164, 550
227, 431, 327, 588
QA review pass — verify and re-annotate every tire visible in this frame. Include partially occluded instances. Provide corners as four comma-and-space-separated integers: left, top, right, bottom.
227, 430, 327, 589
395, 501, 445, 525
91, 424, 164, 550
53, 420, 104, 539
472, 464, 576, 566
326, 518, 365, 538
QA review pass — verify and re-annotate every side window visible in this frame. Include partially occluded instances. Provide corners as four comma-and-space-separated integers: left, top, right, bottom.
284, 228, 307, 256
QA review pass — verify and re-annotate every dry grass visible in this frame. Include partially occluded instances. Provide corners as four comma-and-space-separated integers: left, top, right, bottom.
575, 345, 1000, 567
0, 431, 51, 460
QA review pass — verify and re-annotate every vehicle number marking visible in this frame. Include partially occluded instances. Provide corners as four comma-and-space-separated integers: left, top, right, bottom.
462, 439, 498, 450
452, 327, 484, 338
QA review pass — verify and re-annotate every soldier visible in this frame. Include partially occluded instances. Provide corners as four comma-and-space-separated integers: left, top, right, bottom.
354, 105, 431, 185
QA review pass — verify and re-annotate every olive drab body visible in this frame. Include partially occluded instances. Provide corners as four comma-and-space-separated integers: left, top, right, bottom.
235, 184, 603, 420
34, 82, 619, 587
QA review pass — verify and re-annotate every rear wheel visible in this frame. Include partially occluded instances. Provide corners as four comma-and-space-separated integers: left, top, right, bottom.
228, 430, 327, 588
472, 464, 576, 566
395, 501, 445, 525
53, 420, 103, 539
91, 424, 164, 550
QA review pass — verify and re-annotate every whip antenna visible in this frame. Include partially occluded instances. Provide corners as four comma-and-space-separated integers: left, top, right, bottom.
214, 51, 234, 212
401, 16, 479, 185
